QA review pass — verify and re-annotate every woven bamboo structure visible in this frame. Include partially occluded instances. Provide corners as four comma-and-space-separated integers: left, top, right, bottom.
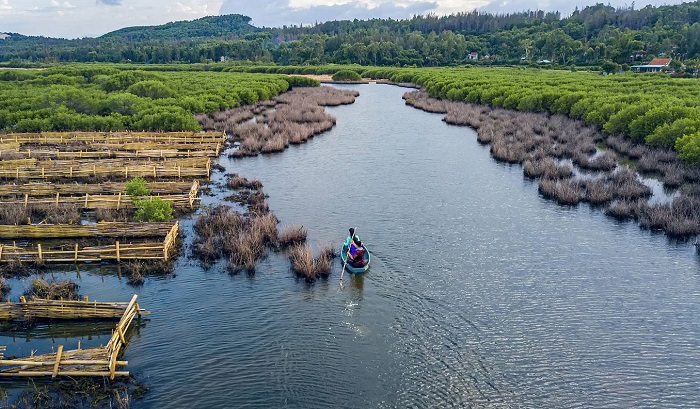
0, 181, 196, 197
0, 294, 142, 378
0, 160, 211, 180
0, 131, 225, 144
15, 147, 220, 159
0, 182, 200, 210
0, 222, 180, 262
0, 295, 150, 321
0, 221, 176, 239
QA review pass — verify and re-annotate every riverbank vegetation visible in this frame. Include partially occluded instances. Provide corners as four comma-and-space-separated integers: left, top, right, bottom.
0, 66, 316, 132
404, 90, 700, 238
194, 173, 312, 274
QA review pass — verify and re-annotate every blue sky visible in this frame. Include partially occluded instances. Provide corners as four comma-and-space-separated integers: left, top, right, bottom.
0, 0, 689, 39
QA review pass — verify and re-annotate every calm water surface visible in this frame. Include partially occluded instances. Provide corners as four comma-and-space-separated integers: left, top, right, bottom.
2, 83, 699, 408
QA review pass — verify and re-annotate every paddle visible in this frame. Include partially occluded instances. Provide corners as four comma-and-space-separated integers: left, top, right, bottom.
340, 228, 356, 282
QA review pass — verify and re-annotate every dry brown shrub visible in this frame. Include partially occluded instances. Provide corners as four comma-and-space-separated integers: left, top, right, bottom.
278, 225, 308, 248
582, 179, 614, 205
262, 134, 289, 153
289, 244, 316, 280
637, 202, 672, 230
252, 213, 279, 245
95, 208, 133, 222
538, 178, 582, 205
227, 174, 263, 190
314, 244, 335, 277
609, 169, 651, 200
605, 200, 641, 220
26, 279, 80, 300
0, 204, 30, 225
33, 204, 82, 224
660, 164, 684, 188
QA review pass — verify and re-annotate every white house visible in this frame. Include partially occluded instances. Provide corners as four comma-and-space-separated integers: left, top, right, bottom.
631, 58, 672, 73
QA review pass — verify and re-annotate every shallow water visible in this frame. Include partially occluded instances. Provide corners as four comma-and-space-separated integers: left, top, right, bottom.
2, 83, 699, 408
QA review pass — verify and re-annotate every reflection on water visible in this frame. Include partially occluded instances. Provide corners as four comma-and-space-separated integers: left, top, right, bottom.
1, 83, 698, 408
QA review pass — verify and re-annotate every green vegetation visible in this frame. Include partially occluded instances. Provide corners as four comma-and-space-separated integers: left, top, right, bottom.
348, 66, 700, 163
331, 70, 362, 82
134, 197, 174, 222
1, 3, 699, 70
0, 66, 310, 132
124, 176, 173, 222
124, 176, 151, 197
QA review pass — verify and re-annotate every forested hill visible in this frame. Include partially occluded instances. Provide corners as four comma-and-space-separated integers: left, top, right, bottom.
1, 2, 699, 68
100, 14, 258, 41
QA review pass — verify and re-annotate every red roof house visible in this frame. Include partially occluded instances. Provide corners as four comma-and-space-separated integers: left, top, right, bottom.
632, 58, 672, 73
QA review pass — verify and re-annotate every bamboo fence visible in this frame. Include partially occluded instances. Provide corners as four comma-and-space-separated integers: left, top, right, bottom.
0, 222, 179, 262
0, 131, 226, 144
0, 184, 200, 210
13, 146, 221, 159
0, 181, 196, 197
0, 294, 143, 378
0, 295, 150, 321
0, 221, 177, 239
0, 159, 211, 180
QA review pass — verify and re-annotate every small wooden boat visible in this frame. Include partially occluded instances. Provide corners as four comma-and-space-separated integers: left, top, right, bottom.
340, 243, 370, 274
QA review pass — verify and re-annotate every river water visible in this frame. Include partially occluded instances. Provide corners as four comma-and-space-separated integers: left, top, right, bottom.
2, 83, 700, 408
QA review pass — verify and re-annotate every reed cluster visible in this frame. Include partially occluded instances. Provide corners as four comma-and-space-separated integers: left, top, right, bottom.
4, 376, 148, 409
226, 173, 263, 190
0, 204, 82, 225
121, 260, 174, 286
25, 279, 80, 301
203, 87, 358, 157
404, 90, 700, 238
278, 225, 308, 248
223, 173, 270, 216
192, 205, 279, 272
288, 243, 335, 282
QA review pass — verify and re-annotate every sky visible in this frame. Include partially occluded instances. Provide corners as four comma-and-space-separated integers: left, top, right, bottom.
0, 0, 689, 39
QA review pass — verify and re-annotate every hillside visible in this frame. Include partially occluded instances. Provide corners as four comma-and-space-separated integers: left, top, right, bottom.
100, 14, 258, 41
0, 3, 699, 69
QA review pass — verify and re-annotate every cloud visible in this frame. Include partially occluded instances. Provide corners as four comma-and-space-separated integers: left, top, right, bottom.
220, 0, 437, 27
168, 0, 210, 14
97, 0, 122, 5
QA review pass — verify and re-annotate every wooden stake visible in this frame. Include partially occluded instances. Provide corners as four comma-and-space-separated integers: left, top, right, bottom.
115, 241, 120, 262
52, 345, 63, 378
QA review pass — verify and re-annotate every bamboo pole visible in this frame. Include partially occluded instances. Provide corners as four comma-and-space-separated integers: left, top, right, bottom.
52, 345, 63, 378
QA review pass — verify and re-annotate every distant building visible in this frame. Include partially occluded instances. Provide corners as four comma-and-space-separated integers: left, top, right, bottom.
538, 59, 551, 64
631, 58, 672, 73
467, 52, 478, 60
0, 33, 10, 40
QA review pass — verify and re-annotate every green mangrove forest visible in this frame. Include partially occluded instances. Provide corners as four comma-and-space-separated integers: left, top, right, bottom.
0, 67, 317, 132
2, 64, 699, 163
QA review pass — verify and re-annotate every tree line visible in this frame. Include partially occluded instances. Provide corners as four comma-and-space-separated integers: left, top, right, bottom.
1, 3, 700, 69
